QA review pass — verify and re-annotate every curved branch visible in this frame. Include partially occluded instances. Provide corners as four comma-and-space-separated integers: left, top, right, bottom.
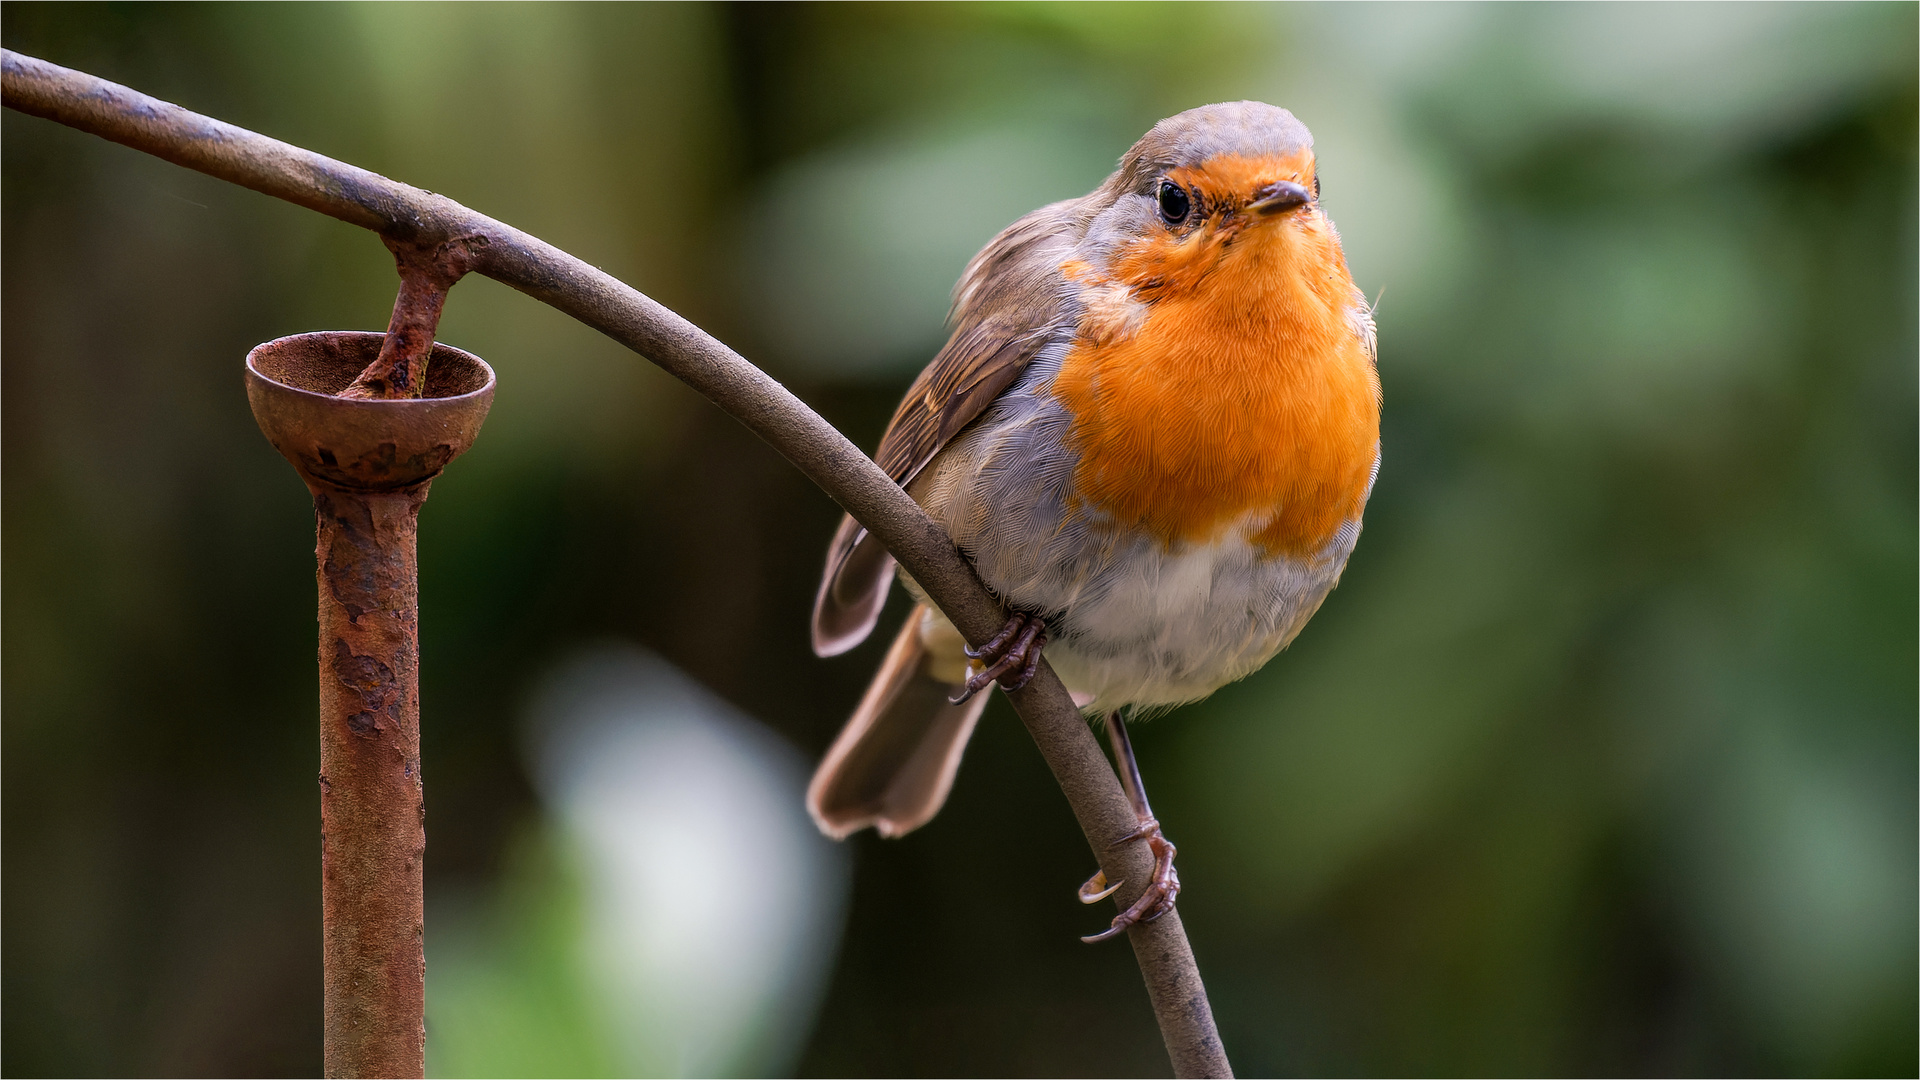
2, 49, 1230, 1078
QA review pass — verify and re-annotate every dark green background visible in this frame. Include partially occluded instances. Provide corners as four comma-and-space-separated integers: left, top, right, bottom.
4, 3, 1914, 1076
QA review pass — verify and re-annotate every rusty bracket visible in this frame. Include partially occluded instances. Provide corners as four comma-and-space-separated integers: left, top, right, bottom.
340, 234, 488, 400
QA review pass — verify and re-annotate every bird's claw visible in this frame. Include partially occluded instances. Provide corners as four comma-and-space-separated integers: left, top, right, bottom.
1078, 869, 1124, 904
1080, 816, 1180, 943
950, 613, 1048, 704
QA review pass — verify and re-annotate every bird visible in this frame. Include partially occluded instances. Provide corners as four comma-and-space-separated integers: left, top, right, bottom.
805, 101, 1380, 942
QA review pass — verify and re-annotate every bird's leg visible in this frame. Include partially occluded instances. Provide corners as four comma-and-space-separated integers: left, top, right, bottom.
950, 611, 1048, 704
1079, 711, 1181, 943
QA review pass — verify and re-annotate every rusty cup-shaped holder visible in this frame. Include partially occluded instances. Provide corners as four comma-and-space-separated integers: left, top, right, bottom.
246, 331, 493, 1079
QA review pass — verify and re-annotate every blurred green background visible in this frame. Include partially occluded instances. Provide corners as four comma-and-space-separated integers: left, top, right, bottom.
4, 3, 1914, 1076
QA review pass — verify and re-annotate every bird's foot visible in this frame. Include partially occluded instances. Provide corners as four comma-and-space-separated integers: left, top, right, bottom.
950, 612, 1047, 704
1078, 815, 1180, 943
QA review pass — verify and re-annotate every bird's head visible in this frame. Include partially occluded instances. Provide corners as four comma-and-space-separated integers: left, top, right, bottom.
1080, 102, 1340, 301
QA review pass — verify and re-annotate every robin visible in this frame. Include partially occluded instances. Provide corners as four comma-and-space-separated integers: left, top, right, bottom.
806, 102, 1380, 941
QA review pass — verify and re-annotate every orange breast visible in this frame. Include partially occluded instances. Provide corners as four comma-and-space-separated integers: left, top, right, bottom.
1051, 211, 1380, 558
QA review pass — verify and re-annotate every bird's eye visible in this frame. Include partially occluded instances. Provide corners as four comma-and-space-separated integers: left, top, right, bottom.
1157, 180, 1191, 225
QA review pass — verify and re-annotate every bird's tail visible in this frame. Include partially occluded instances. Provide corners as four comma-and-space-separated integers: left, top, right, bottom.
807, 603, 986, 838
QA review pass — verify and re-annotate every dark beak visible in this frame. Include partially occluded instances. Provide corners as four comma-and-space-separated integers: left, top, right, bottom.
1250, 180, 1312, 215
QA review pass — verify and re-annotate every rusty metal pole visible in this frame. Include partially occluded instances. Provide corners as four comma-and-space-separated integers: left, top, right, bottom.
246, 328, 493, 1079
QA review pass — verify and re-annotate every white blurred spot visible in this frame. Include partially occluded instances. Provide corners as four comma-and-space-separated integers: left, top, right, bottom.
526, 645, 849, 1077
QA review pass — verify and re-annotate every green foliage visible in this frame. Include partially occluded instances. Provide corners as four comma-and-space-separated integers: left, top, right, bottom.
427, 830, 624, 1079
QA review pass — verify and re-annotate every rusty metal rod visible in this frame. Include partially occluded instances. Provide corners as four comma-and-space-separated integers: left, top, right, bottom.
247, 331, 496, 1078
2, 49, 1230, 1078
314, 481, 428, 1075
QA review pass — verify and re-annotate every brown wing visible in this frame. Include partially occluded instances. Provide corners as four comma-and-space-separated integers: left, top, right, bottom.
872, 312, 1056, 483
811, 200, 1083, 656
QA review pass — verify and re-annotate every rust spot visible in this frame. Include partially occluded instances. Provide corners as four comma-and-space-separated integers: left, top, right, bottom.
330, 638, 394, 692
331, 639, 398, 741
318, 493, 385, 623
304, 443, 455, 492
